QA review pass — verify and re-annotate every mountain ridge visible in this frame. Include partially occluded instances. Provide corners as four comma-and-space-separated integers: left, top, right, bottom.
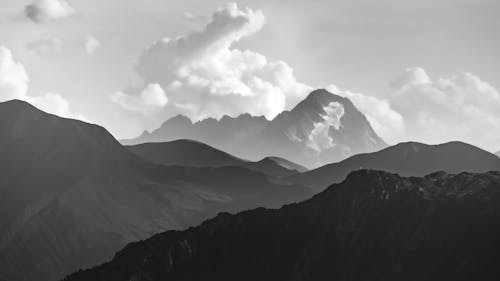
62, 169, 500, 281
127, 140, 307, 177
0, 99, 312, 281
121, 89, 387, 168
288, 140, 500, 192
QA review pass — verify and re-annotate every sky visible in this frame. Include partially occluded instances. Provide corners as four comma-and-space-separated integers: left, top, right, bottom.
0, 0, 499, 152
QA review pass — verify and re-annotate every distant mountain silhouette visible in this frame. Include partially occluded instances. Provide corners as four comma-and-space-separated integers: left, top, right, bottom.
63, 170, 500, 281
288, 141, 500, 192
496, 150, 500, 157
0, 100, 312, 281
121, 89, 387, 168
127, 140, 307, 177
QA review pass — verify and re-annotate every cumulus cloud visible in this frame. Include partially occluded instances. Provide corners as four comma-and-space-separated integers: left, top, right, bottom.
111, 83, 168, 115
113, 2, 311, 126
328, 68, 500, 151
26, 37, 63, 55
85, 36, 100, 55
24, 0, 75, 23
327, 85, 405, 144
306, 102, 345, 153
0, 47, 29, 100
388, 67, 500, 150
0, 46, 83, 120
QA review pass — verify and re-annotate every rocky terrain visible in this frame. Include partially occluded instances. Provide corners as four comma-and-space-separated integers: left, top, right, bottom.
122, 89, 387, 168
63, 170, 500, 281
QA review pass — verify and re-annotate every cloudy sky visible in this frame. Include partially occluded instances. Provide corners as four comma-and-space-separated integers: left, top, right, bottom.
0, 0, 499, 152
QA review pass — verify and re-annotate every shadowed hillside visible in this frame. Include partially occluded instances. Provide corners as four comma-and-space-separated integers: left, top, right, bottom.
63, 170, 500, 281
289, 141, 500, 192
0, 100, 312, 281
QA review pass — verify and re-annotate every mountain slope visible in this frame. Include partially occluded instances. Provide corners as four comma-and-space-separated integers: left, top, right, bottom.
0, 100, 312, 281
264, 156, 308, 173
122, 89, 387, 168
496, 150, 500, 157
127, 140, 306, 177
63, 170, 500, 281
289, 141, 500, 192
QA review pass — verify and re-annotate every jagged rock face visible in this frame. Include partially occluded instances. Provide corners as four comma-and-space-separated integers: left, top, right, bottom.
121, 89, 387, 168
64, 170, 500, 281
267, 89, 386, 167
0, 100, 312, 281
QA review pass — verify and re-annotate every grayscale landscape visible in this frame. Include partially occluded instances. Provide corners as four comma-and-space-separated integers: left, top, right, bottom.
0, 1, 499, 281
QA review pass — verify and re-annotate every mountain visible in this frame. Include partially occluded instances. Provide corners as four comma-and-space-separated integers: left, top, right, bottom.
288, 141, 500, 192
496, 150, 500, 157
63, 170, 500, 281
121, 89, 387, 168
263, 156, 308, 173
0, 100, 312, 281
127, 140, 307, 177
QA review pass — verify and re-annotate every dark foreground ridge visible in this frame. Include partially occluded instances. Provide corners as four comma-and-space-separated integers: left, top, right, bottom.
64, 170, 500, 281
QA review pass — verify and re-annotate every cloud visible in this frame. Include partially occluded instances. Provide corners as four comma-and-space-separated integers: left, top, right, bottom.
327, 85, 405, 144
306, 102, 345, 153
85, 36, 100, 55
113, 2, 311, 127
24, 0, 75, 23
388, 67, 500, 150
0, 46, 84, 120
26, 37, 63, 55
0, 46, 29, 101
328, 68, 500, 151
111, 83, 168, 115
183, 12, 206, 23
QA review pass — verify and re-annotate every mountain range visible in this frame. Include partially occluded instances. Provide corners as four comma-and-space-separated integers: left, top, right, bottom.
122, 89, 387, 168
288, 141, 500, 192
127, 140, 307, 177
497, 150, 500, 157
63, 170, 500, 281
0, 100, 312, 281
1, 93, 500, 281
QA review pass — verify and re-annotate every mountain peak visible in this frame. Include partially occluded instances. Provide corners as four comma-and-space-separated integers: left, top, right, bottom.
0, 99, 45, 116
121, 89, 387, 168
292, 89, 348, 112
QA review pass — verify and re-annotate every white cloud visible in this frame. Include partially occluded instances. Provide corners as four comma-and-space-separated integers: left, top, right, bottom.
388, 67, 500, 150
26, 37, 63, 55
327, 85, 405, 144
0, 46, 83, 120
85, 36, 100, 55
24, 0, 75, 23
328, 68, 500, 151
306, 102, 345, 153
114, 2, 311, 124
111, 83, 168, 115
0, 46, 29, 101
